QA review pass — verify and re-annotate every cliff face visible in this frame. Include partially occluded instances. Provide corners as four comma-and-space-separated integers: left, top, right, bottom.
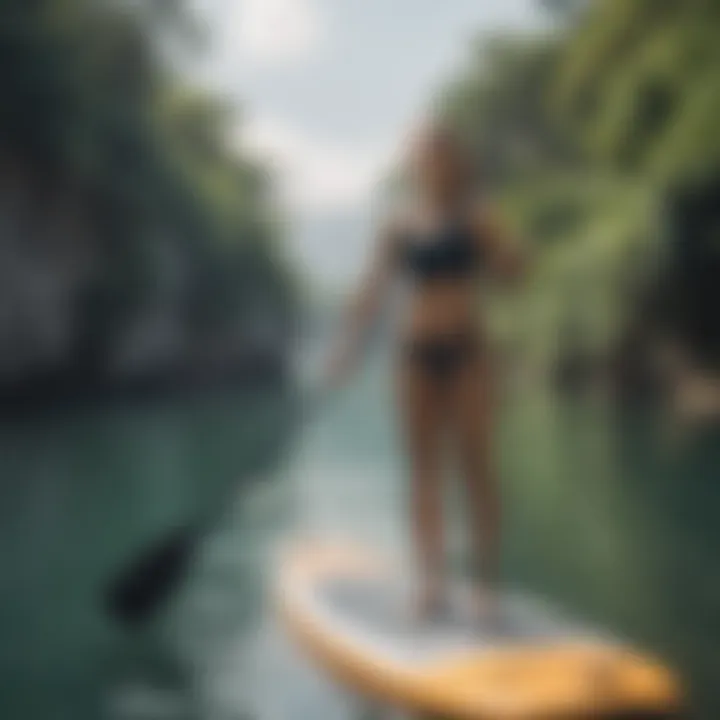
0, 0, 299, 408
0, 160, 95, 385
0, 156, 294, 407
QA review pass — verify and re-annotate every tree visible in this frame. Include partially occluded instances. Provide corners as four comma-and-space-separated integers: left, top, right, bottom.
0, 0, 298, 390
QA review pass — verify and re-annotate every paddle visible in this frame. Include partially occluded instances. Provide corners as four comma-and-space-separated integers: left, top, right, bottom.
104, 389, 326, 627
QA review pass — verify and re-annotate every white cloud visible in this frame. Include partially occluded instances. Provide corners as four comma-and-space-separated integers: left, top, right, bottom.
201, 0, 327, 71
242, 0, 326, 65
235, 115, 398, 214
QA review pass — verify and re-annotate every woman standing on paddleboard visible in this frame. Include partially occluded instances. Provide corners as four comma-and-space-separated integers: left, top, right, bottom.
325, 122, 525, 620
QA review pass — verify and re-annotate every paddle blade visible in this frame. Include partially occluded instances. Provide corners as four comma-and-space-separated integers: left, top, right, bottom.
105, 524, 201, 626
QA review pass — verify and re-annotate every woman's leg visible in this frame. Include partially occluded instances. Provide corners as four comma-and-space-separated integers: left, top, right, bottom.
397, 355, 447, 616
451, 350, 501, 615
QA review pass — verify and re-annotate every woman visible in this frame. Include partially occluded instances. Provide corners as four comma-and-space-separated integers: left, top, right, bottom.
325, 123, 525, 621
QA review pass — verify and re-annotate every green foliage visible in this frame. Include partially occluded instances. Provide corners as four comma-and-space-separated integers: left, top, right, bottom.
0, 0, 297, 382
438, 34, 578, 185
552, 0, 720, 178
434, 0, 720, 376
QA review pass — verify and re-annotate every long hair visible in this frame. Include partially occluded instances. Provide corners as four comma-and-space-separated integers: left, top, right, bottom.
410, 121, 480, 202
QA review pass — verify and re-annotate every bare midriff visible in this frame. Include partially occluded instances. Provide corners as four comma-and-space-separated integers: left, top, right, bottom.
401, 278, 483, 341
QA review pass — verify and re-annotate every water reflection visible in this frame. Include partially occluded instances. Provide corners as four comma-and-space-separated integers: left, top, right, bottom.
0, 390, 296, 720
501, 393, 720, 718
0, 382, 718, 718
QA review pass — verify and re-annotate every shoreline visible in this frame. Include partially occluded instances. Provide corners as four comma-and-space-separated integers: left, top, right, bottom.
0, 357, 290, 420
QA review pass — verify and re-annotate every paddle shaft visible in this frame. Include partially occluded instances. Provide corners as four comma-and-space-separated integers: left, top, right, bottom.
105, 388, 326, 625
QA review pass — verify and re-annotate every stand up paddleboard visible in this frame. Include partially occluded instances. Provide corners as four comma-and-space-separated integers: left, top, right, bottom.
276, 540, 681, 719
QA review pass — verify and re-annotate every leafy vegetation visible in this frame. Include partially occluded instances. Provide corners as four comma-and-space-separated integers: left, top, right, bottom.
0, 0, 297, 398
436, 0, 720, 389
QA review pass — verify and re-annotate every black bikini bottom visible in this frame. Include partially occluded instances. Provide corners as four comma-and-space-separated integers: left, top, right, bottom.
404, 331, 482, 384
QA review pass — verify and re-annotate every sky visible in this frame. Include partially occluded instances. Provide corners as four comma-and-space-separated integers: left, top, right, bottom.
189, 0, 543, 287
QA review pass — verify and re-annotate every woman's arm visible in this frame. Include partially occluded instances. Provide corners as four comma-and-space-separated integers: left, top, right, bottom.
471, 201, 526, 284
324, 220, 399, 385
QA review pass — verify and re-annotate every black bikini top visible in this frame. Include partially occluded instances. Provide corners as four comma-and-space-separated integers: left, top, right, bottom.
398, 215, 482, 282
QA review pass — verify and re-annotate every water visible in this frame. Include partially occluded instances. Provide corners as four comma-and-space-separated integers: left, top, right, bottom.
0, 352, 719, 719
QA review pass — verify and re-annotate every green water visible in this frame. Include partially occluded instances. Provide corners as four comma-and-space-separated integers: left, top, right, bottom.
0, 353, 718, 719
